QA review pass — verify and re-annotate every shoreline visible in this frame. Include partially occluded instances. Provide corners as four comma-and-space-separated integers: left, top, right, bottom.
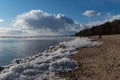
0, 37, 100, 80
0, 37, 74, 66
59, 34, 120, 80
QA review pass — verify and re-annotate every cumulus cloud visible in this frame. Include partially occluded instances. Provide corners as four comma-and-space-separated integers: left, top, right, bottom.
0, 19, 4, 22
13, 10, 81, 36
3, 10, 120, 36
82, 10, 101, 17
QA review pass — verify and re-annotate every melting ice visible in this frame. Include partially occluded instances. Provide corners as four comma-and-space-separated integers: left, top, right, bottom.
0, 37, 101, 80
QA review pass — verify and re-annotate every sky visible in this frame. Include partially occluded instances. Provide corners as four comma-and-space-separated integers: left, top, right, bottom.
0, 0, 120, 36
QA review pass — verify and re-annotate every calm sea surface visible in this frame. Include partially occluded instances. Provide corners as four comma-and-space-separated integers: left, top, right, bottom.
0, 37, 71, 66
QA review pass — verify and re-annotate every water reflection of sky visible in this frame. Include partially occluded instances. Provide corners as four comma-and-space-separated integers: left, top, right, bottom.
0, 37, 71, 66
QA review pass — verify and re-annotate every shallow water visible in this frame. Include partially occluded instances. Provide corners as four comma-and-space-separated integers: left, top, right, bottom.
0, 37, 71, 66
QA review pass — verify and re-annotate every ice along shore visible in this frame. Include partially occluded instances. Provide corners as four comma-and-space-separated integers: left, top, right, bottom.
59, 35, 120, 80
0, 37, 101, 80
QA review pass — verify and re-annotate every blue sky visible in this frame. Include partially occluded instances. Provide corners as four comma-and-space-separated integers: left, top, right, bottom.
0, 0, 120, 36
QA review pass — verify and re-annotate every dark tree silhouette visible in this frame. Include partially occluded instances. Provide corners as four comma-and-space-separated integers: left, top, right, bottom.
75, 20, 120, 36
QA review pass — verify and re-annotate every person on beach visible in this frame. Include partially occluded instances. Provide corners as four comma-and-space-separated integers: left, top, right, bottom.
98, 27, 102, 39
99, 34, 102, 39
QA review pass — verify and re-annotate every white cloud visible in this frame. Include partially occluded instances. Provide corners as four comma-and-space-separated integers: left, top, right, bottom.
3, 10, 120, 36
82, 10, 101, 17
86, 14, 120, 28
13, 10, 81, 36
0, 27, 26, 36
0, 19, 4, 22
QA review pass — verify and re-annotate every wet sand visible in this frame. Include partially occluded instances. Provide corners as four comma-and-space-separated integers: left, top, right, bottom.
58, 35, 120, 80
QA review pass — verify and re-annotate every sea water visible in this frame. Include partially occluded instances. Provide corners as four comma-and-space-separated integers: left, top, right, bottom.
0, 37, 71, 66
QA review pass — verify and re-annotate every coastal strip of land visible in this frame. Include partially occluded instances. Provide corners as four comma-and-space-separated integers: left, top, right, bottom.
59, 34, 120, 80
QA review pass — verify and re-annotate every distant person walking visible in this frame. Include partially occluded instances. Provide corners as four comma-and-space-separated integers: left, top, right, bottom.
98, 27, 102, 39
99, 34, 102, 39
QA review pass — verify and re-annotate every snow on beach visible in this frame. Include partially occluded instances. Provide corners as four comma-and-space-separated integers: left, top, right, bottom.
0, 37, 102, 80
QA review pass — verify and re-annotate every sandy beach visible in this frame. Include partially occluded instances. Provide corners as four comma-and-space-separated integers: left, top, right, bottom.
59, 34, 120, 80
